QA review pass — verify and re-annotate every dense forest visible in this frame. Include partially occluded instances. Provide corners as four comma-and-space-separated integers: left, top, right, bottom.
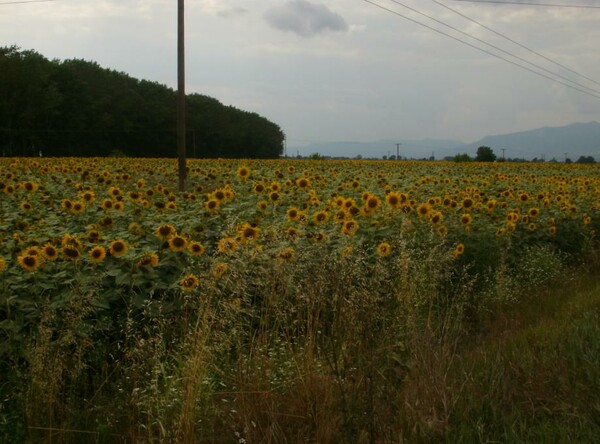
0, 46, 284, 158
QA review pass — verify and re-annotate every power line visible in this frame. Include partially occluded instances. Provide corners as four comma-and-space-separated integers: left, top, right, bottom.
0, 0, 56, 5
386, 0, 600, 95
450, 0, 600, 8
433, 0, 600, 87
361, 0, 600, 99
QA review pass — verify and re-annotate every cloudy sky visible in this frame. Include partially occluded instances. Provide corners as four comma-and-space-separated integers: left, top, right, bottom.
2, 0, 600, 151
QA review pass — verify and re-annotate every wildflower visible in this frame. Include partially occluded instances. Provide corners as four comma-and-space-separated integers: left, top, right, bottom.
109, 240, 128, 257
180, 274, 200, 292
89, 246, 107, 264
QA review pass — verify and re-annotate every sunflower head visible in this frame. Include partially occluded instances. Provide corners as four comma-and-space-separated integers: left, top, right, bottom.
376, 242, 393, 257
179, 274, 200, 292
109, 240, 128, 257
62, 246, 81, 261
89, 246, 107, 264
168, 235, 188, 252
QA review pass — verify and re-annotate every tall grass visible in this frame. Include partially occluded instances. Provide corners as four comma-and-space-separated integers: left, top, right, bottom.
3, 234, 600, 443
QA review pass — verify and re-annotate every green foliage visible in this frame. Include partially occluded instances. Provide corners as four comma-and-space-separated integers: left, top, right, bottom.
476, 145, 497, 162
453, 153, 472, 162
0, 46, 284, 158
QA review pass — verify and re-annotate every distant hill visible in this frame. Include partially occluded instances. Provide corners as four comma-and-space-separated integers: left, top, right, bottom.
290, 122, 600, 161
456, 121, 600, 161
290, 138, 464, 159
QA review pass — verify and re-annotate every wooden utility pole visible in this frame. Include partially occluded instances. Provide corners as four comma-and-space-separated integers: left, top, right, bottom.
177, 0, 186, 191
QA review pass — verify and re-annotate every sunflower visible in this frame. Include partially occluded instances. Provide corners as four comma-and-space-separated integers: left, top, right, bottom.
22, 246, 40, 257
23, 181, 38, 192
212, 262, 229, 278
313, 232, 327, 243
205, 198, 220, 211
429, 211, 443, 226
62, 246, 81, 261
364, 195, 381, 213
313, 210, 329, 225
42, 244, 59, 261
437, 225, 448, 236
109, 240, 128, 257
155, 224, 176, 240
548, 226, 557, 236
296, 177, 310, 189
286, 207, 300, 222
453, 243, 465, 259
101, 199, 114, 210
188, 241, 205, 256
377, 242, 393, 257
237, 166, 250, 180
277, 247, 296, 262
88, 246, 107, 264
20, 201, 33, 211
460, 213, 472, 225
18, 254, 40, 271
528, 207, 540, 218
416, 203, 431, 218
385, 192, 401, 209
136, 253, 159, 268
168, 235, 188, 252
255, 200, 267, 212
217, 237, 238, 254
70, 201, 85, 214
269, 191, 280, 202
239, 225, 259, 243
461, 198, 474, 210
342, 219, 359, 236
179, 274, 200, 292
0, 257, 6, 272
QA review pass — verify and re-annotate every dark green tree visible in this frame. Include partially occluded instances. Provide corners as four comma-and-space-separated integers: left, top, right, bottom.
475, 146, 496, 162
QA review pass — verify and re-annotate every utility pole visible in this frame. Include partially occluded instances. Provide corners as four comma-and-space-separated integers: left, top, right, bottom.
501, 148, 506, 160
564, 152, 568, 163
177, 0, 186, 192
396, 143, 401, 160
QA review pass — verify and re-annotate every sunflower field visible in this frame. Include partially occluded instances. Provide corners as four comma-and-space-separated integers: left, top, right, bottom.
1, 157, 600, 442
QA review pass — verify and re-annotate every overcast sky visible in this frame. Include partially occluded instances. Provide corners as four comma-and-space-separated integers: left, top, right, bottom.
2, 0, 600, 149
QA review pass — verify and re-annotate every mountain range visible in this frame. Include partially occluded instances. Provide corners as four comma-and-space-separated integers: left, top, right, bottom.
290, 121, 600, 161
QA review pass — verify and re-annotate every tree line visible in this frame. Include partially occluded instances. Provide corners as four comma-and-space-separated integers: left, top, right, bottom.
0, 46, 284, 158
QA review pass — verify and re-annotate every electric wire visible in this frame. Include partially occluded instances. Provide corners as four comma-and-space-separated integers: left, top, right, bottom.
433, 0, 600, 87
386, 0, 600, 95
450, 0, 600, 9
0, 0, 56, 5
361, 0, 600, 99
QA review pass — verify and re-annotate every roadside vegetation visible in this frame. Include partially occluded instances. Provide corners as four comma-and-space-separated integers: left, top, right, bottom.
1, 157, 599, 442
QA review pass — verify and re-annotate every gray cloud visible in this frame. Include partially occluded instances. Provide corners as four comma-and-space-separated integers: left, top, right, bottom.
264, 1, 348, 37
217, 7, 248, 19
